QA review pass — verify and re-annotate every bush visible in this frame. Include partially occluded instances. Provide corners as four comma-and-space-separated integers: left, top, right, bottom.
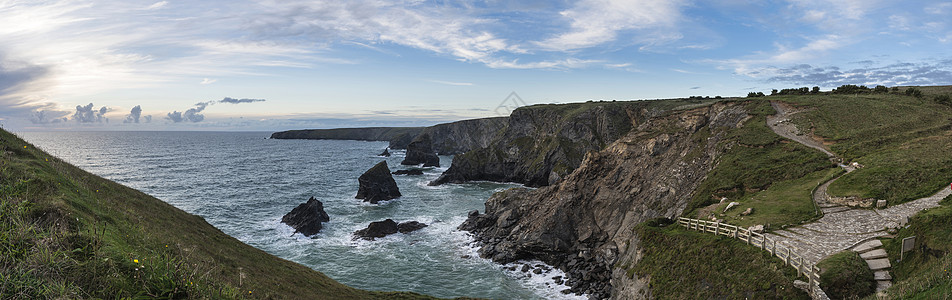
643, 217, 674, 227
817, 251, 876, 299
934, 94, 952, 106
905, 88, 923, 98
748, 92, 766, 98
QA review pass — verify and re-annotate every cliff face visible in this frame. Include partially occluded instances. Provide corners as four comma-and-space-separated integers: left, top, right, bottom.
432, 102, 652, 187
269, 117, 507, 153
459, 102, 751, 298
419, 117, 508, 155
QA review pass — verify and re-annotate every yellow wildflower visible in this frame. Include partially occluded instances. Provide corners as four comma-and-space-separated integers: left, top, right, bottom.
134, 259, 139, 263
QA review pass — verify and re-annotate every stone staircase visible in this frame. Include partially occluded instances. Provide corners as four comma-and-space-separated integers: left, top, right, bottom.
851, 239, 892, 292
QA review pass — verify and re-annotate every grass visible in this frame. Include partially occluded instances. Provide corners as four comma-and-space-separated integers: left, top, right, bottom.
816, 251, 875, 299
0, 128, 437, 299
629, 223, 810, 299
685, 100, 833, 216
712, 167, 842, 228
876, 194, 952, 299
775, 92, 952, 205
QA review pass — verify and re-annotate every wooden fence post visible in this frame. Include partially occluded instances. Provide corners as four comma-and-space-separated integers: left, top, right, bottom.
761, 235, 766, 250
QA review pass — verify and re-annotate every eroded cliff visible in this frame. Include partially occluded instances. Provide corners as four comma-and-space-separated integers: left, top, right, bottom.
460, 101, 752, 298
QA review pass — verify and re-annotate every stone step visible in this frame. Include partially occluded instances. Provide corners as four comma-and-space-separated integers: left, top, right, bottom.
874, 270, 892, 281
860, 249, 888, 260
853, 239, 884, 253
817, 203, 839, 208
876, 280, 892, 292
866, 258, 891, 271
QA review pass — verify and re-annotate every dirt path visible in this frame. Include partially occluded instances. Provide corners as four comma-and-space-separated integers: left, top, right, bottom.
766, 101, 835, 157
765, 101, 951, 292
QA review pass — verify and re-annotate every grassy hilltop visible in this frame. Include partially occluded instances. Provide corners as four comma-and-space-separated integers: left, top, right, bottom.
0, 128, 434, 299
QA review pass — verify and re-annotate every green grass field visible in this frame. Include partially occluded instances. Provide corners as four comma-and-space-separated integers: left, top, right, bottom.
776, 92, 952, 205
629, 224, 810, 299
0, 128, 435, 299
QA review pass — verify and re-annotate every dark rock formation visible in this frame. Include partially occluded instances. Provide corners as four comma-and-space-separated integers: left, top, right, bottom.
397, 221, 428, 233
431, 101, 645, 187
356, 161, 401, 204
459, 102, 750, 299
354, 219, 428, 240
392, 169, 424, 176
378, 148, 391, 157
401, 134, 440, 167
281, 197, 330, 237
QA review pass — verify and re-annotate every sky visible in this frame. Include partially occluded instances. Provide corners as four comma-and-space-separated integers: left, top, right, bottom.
1, 0, 951, 131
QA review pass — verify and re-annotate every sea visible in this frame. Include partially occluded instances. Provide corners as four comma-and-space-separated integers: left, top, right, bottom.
18, 131, 584, 300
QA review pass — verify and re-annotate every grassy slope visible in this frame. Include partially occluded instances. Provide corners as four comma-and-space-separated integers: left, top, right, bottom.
629, 224, 809, 299
686, 100, 834, 227
875, 194, 952, 299
0, 128, 434, 299
816, 251, 875, 299
778, 92, 952, 204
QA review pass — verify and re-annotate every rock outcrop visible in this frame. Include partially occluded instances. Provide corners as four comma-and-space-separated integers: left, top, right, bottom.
378, 148, 391, 157
356, 161, 401, 204
281, 197, 330, 237
401, 134, 440, 167
431, 101, 646, 187
459, 102, 750, 299
269, 117, 506, 152
354, 219, 428, 240
392, 169, 424, 176
418, 117, 508, 155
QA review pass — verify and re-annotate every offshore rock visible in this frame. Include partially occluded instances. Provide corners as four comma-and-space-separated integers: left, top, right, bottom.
354, 219, 428, 240
401, 134, 440, 167
281, 197, 330, 237
356, 161, 401, 204
378, 148, 391, 157
459, 102, 750, 299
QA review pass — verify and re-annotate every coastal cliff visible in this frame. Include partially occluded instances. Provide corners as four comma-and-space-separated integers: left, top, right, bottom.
431, 100, 714, 187
460, 101, 751, 298
270, 117, 506, 153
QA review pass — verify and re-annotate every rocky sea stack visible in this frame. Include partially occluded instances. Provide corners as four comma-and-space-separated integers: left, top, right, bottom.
281, 196, 330, 237
356, 161, 401, 204
378, 148, 391, 157
401, 134, 440, 167
354, 219, 428, 240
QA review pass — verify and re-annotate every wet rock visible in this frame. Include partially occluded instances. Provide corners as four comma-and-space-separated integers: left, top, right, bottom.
354, 219, 428, 240
521, 264, 530, 272
392, 169, 424, 176
396, 221, 428, 233
533, 268, 543, 274
356, 161, 401, 204
354, 219, 398, 240
281, 197, 330, 237
378, 148, 391, 157
401, 134, 440, 167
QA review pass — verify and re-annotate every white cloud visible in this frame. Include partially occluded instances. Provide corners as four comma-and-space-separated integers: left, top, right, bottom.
200, 78, 217, 84
145, 1, 168, 10
535, 0, 685, 51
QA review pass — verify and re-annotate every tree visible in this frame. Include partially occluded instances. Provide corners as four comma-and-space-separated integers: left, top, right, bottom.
812, 86, 820, 93
771, 89, 779, 96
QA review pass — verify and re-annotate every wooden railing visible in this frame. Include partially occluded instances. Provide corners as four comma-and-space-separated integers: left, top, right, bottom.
677, 217, 826, 298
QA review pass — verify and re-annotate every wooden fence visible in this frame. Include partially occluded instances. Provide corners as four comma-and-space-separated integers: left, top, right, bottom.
677, 217, 825, 297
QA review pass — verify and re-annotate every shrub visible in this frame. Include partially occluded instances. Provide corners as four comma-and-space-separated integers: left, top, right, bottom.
874, 85, 889, 93
817, 251, 876, 299
934, 94, 952, 106
905, 88, 923, 98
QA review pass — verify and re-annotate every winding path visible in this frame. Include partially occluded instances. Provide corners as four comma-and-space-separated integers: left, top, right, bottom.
764, 101, 951, 292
